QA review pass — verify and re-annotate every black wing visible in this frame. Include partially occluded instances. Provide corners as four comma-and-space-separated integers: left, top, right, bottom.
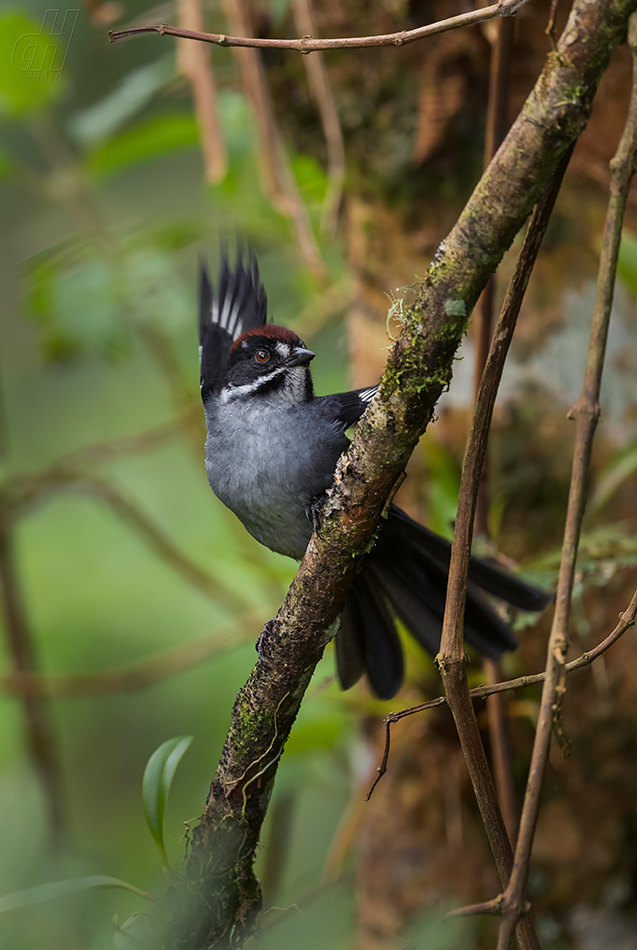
315, 385, 378, 432
199, 249, 268, 401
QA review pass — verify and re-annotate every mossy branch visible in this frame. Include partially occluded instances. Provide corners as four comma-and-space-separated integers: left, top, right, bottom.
163, 0, 637, 945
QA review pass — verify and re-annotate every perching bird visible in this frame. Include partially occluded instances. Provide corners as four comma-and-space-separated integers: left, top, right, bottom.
199, 249, 551, 699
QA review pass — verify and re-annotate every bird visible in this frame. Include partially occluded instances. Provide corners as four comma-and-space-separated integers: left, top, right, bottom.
199, 248, 551, 700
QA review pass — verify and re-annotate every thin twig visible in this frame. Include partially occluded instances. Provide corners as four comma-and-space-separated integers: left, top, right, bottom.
436, 157, 570, 950
445, 896, 509, 918
291, 0, 345, 241
496, 15, 637, 949
474, 14, 515, 536
109, 0, 532, 50
365, 589, 637, 800
177, 0, 227, 182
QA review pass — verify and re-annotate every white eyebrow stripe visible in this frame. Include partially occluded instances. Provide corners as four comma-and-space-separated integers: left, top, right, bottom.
218, 367, 286, 402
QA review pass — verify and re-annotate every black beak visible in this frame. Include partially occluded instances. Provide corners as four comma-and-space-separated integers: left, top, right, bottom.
287, 347, 315, 367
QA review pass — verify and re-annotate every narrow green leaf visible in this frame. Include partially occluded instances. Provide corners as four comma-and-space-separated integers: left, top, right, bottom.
142, 735, 193, 868
86, 113, 199, 178
0, 876, 152, 914
589, 441, 637, 515
68, 54, 175, 147
617, 229, 637, 294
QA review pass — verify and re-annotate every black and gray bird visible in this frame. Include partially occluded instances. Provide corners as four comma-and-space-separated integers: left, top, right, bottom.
199, 250, 551, 699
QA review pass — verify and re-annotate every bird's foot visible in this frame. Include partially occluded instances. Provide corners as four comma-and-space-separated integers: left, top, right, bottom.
305, 495, 325, 534
256, 619, 276, 660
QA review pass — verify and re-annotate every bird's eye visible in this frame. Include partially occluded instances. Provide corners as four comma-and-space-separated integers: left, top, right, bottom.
255, 349, 270, 363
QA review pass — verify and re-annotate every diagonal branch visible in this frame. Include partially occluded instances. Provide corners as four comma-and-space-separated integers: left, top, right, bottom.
161, 0, 637, 945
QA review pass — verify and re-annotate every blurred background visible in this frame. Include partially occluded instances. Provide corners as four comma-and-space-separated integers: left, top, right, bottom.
1, 0, 637, 947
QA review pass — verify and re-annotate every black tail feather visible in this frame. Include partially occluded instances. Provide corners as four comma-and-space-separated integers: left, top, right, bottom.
336, 595, 366, 691
337, 575, 403, 701
382, 507, 552, 612
334, 505, 551, 699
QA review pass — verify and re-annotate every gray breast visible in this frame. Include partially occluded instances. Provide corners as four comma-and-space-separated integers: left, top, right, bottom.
204, 400, 347, 560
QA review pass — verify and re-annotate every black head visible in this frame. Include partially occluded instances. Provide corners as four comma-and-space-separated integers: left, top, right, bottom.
218, 325, 315, 404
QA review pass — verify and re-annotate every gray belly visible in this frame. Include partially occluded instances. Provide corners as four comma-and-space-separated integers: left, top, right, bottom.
205, 404, 346, 561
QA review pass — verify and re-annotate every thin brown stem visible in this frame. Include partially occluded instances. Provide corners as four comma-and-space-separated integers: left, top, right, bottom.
436, 158, 570, 950
496, 15, 637, 948
177, 0, 228, 183
474, 13, 518, 850
109, 0, 532, 50
291, 0, 345, 241
221, 0, 326, 280
484, 659, 518, 846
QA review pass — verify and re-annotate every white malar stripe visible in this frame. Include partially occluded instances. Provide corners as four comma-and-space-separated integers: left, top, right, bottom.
219, 367, 286, 402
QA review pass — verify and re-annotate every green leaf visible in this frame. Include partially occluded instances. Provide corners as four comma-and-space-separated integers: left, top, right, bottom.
142, 735, 193, 868
617, 229, 637, 293
0, 10, 69, 116
68, 54, 176, 147
589, 440, 637, 515
86, 113, 199, 178
0, 876, 151, 914
112, 912, 156, 949
420, 437, 461, 539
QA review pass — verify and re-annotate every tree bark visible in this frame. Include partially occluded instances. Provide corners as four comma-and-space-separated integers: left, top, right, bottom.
163, 0, 637, 945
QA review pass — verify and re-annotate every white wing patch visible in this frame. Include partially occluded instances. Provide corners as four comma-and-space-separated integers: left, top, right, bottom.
359, 386, 378, 403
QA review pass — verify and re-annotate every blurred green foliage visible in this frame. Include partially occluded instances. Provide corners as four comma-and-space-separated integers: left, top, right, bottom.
0, 1, 367, 945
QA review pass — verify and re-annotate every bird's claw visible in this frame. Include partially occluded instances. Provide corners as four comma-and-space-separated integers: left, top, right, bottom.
305, 495, 325, 534
256, 619, 276, 659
